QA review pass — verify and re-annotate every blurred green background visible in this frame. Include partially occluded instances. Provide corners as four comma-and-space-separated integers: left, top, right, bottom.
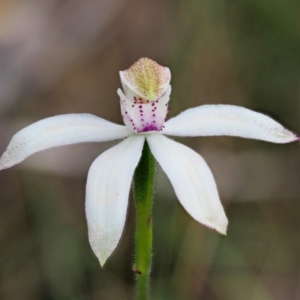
0, 0, 300, 299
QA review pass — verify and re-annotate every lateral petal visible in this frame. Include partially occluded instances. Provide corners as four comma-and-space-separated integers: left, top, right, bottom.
86, 135, 145, 266
0, 114, 132, 169
163, 105, 298, 143
147, 134, 228, 234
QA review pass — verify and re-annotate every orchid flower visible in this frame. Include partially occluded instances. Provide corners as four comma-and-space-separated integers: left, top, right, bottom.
0, 58, 298, 267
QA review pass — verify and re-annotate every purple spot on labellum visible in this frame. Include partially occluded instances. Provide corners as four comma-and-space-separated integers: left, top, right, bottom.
139, 105, 142, 108
141, 124, 159, 132
152, 103, 155, 106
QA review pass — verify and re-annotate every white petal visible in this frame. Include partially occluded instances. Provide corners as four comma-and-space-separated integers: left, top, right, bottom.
0, 114, 132, 170
163, 105, 298, 143
147, 134, 228, 234
86, 135, 145, 266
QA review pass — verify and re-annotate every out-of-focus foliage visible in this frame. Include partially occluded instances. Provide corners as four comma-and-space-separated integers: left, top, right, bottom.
0, 0, 300, 299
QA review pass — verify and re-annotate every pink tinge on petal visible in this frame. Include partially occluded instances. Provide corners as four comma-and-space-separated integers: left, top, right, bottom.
118, 86, 171, 133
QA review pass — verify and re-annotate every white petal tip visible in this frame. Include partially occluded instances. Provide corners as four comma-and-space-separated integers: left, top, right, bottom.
218, 227, 228, 236
0, 152, 15, 170
218, 219, 228, 236
99, 258, 107, 268
280, 131, 299, 144
206, 222, 228, 236
91, 247, 109, 267
90, 246, 110, 268
210, 225, 227, 236
89, 241, 111, 268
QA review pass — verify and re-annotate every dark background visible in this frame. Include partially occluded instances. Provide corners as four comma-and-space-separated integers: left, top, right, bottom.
0, 0, 300, 299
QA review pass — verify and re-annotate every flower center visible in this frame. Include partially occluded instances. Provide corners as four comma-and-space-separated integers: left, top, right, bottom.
118, 87, 170, 133
118, 58, 172, 133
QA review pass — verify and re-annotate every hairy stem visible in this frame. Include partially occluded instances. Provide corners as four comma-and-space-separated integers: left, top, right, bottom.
133, 141, 156, 300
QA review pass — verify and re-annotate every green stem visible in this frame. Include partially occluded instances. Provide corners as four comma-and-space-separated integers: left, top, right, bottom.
133, 141, 156, 300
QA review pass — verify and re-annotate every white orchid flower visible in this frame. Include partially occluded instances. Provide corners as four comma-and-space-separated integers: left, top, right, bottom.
0, 58, 298, 266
